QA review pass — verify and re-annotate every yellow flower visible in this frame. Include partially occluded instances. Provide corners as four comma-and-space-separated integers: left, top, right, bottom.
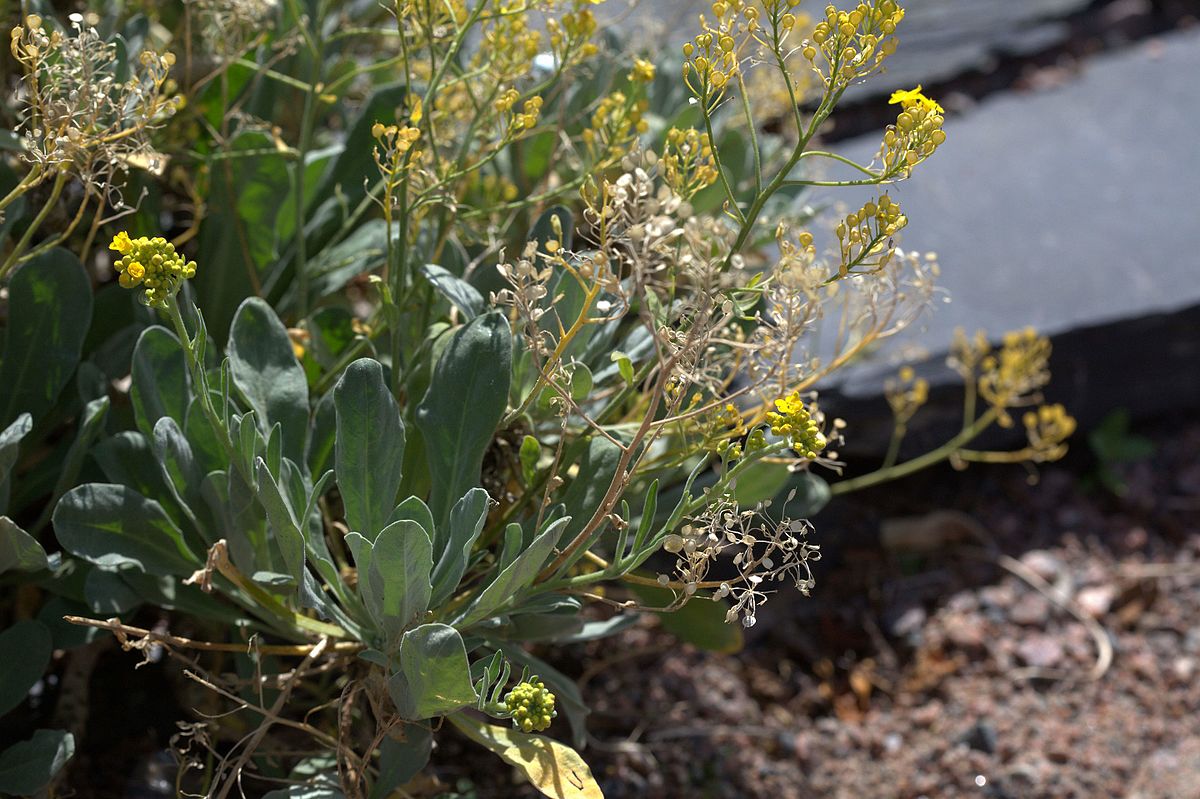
110, 232, 197, 308
109, 231, 134, 255
629, 58, 656, 83
767, 393, 827, 459
888, 84, 944, 114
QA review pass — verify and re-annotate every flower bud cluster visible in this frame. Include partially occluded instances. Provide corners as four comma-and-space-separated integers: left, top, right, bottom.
802, 1, 904, 86
835, 195, 907, 278
885, 366, 929, 426
504, 678, 557, 733
547, 4, 599, 64
495, 92, 543, 134
109, 232, 196, 308
978, 327, 1052, 418
582, 92, 647, 160
1023, 404, 1076, 461
372, 122, 423, 185
477, 11, 542, 82
880, 85, 946, 176
682, 30, 739, 104
629, 57, 656, 83
767, 393, 827, 459
661, 127, 719, 199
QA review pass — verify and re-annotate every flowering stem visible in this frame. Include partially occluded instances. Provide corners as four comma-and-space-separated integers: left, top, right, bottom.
0, 164, 44, 214
831, 406, 1001, 495
0, 169, 68, 281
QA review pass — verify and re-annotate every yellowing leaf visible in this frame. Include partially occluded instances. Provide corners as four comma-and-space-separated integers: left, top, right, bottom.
448, 714, 603, 799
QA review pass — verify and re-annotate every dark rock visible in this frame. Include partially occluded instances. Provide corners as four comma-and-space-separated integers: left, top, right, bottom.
959, 720, 999, 754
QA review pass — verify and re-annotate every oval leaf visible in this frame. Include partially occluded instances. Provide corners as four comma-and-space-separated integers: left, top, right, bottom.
388, 624, 477, 720
0, 620, 52, 717
0, 516, 47, 574
448, 714, 602, 799
130, 326, 189, 441
415, 312, 511, 528
0, 249, 93, 427
334, 359, 405, 539
53, 483, 201, 576
0, 729, 75, 796
228, 298, 309, 463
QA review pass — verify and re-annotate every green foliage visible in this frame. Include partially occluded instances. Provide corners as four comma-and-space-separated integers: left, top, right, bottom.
0, 1, 1078, 795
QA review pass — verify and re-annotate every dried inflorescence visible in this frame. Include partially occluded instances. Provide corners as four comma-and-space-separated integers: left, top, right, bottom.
662, 492, 822, 628
9, 13, 180, 198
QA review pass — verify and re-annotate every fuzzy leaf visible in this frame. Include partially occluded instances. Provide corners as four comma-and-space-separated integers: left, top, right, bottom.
388, 623, 477, 719
228, 297, 309, 464
362, 519, 432, 648
130, 326, 189, 441
415, 312, 511, 528
448, 714, 602, 799
0, 620, 52, 717
0, 516, 47, 574
0, 729, 75, 796
335, 359, 405, 539
457, 517, 569, 628
53, 483, 200, 576
0, 249, 92, 427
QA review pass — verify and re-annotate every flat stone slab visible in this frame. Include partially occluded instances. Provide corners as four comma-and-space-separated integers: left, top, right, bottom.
827, 28, 1200, 386
817, 28, 1200, 450
605, 0, 1092, 98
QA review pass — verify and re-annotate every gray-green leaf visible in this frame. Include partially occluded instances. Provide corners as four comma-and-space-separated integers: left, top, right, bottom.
419, 263, 485, 319
0, 729, 75, 796
456, 517, 569, 628
130, 326, 189, 441
228, 297, 309, 464
335, 359, 404, 539
0, 249, 93, 427
361, 519, 432, 648
0, 516, 48, 574
388, 623, 477, 719
415, 312, 511, 528
430, 488, 490, 607
0, 620, 52, 717
53, 483, 201, 576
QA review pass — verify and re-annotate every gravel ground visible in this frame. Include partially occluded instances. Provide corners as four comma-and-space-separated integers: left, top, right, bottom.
435, 414, 1200, 798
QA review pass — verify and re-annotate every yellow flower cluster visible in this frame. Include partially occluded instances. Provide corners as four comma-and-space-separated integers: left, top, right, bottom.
708, 402, 749, 458
109, 232, 196, 308
476, 12, 542, 81
582, 92, 647, 159
879, 85, 946, 176
371, 122, 423, 179
629, 57, 656, 83
768, 393, 827, 459
504, 678, 557, 733
978, 327, 1052, 418
885, 365, 929, 425
1023, 404, 1076, 461
682, 31, 739, 104
661, 127, 719, 199
495, 91, 543, 133
547, 4, 599, 64
834, 195, 907, 278
802, 1, 904, 86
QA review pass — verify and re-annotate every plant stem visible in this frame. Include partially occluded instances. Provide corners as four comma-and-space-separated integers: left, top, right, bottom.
0, 169, 68, 281
831, 407, 1000, 495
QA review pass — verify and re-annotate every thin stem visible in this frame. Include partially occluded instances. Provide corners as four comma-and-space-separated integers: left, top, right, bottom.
0, 169, 68, 281
831, 407, 1000, 495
